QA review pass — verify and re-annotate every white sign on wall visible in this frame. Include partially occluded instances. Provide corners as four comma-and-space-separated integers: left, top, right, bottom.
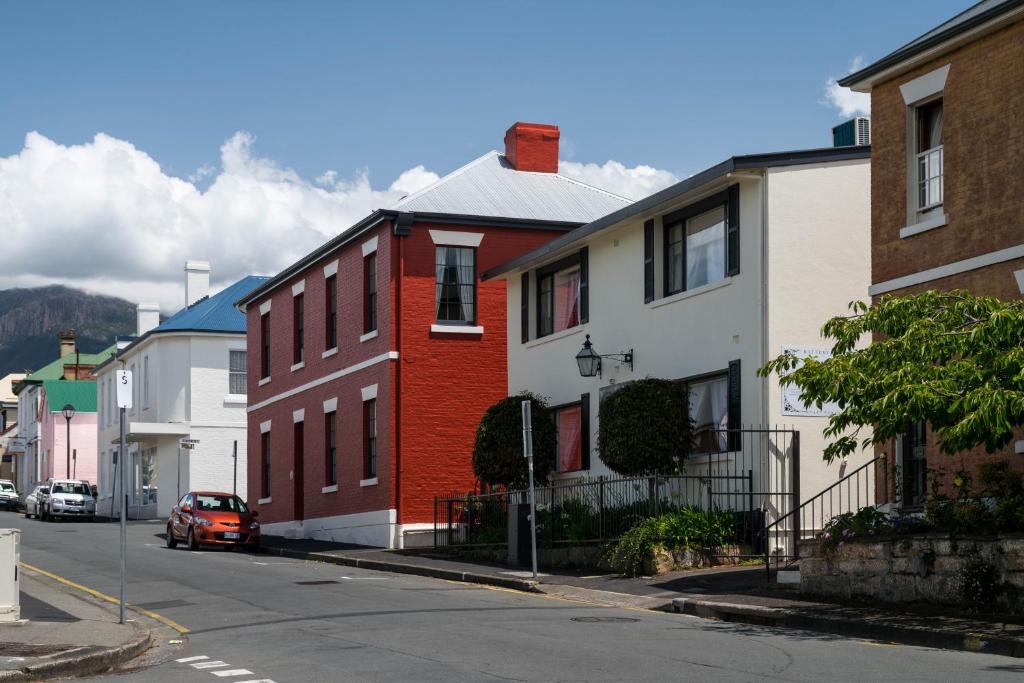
781, 346, 840, 417
115, 370, 133, 409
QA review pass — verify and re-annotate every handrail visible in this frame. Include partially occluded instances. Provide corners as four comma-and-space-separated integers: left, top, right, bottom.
764, 455, 884, 580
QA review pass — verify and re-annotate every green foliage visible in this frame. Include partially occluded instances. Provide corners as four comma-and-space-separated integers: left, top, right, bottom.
598, 378, 693, 476
473, 392, 556, 489
604, 507, 738, 577
957, 557, 1001, 610
819, 506, 900, 554
759, 291, 1024, 462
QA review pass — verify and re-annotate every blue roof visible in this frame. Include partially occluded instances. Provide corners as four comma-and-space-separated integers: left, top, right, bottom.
155, 275, 268, 334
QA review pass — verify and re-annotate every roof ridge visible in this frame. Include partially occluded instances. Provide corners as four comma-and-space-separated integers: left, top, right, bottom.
390, 150, 501, 209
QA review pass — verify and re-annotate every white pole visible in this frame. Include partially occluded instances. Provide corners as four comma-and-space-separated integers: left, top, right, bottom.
176, 441, 181, 503
118, 405, 127, 624
521, 400, 538, 579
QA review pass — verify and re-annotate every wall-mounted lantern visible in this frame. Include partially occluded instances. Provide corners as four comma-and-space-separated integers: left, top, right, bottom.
575, 334, 633, 379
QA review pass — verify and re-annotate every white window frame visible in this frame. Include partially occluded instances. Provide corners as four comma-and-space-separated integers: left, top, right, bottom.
900, 64, 950, 238
228, 349, 247, 397
143, 356, 150, 409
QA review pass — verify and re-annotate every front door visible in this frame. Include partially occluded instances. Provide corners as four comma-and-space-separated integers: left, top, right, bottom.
901, 422, 927, 509
293, 422, 304, 521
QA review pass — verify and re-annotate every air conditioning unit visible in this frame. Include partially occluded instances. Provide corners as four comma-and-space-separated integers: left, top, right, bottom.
832, 117, 871, 147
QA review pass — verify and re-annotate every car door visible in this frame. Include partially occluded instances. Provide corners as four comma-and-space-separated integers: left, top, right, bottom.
173, 493, 192, 538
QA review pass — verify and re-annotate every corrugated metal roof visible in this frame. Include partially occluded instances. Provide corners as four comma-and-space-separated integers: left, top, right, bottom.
155, 275, 268, 333
42, 380, 97, 413
389, 151, 630, 223
22, 346, 117, 384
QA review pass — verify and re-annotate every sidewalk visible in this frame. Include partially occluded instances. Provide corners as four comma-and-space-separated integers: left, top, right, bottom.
261, 535, 1024, 658
0, 569, 153, 681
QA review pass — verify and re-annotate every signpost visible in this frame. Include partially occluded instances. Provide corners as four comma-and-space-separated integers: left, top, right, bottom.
177, 438, 199, 502
521, 400, 539, 580
114, 368, 131, 625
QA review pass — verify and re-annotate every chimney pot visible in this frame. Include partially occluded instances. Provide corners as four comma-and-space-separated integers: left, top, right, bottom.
185, 260, 211, 307
58, 330, 76, 358
503, 122, 560, 173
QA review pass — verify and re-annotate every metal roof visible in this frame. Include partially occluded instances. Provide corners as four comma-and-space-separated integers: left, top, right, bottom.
16, 346, 117, 393
483, 145, 871, 280
839, 0, 1024, 88
42, 380, 97, 413
389, 151, 630, 223
155, 275, 268, 334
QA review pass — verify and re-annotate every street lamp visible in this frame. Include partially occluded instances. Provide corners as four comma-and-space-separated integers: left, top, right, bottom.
62, 404, 75, 479
575, 334, 633, 379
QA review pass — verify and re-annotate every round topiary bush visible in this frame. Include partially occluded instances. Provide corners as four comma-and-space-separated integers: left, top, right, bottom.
473, 392, 556, 489
598, 378, 691, 476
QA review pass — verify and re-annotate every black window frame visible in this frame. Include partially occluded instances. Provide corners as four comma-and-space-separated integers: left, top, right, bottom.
293, 293, 304, 364
552, 393, 590, 474
325, 275, 337, 350
662, 185, 739, 298
434, 246, 478, 325
535, 248, 587, 339
325, 410, 337, 486
364, 253, 377, 334
260, 312, 271, 379
676, 361, 741, 454
260, 430, 271, 498
364, 399, 377, 479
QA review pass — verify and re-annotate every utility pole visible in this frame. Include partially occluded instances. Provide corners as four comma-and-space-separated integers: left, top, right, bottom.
521, 400, 539, 580
232, 440, 238, 496
115, 366, 132, 625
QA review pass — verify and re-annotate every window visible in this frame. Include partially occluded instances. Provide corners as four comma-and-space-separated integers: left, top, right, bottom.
435, 247, 476, 324
686, 374, 730, 454
364, 253, 377, 334
130, 363, 137, 413
325, 275, 337, 350
364, 399, 377, 479
261, 431, 271, 497
143, 356, 150, 408
293, 293, 304, 364
260, 312, 270, 379
325, 411, 337, 485
901, 422, 927, 509
537, 253, 584, 338
666, 205, 726, 294
555, 404, 583, 473
915, 98, 943, 213
229, 350, 247, 394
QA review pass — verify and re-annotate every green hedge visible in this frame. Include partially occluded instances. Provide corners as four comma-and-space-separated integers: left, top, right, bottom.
473, 392, 556, 489
598, 378, 692, 476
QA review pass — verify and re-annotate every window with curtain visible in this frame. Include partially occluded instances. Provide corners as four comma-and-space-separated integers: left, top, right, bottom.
293, 293, 304, 364
364, 399, 377, 479
538, 266, 580, 337
229, 350, 247, 395
915, 98, 943, 212
260, 313, 271, 378
666, 205, 726, 294
325, 275, 337, 350
325, 411, 337, 486
261, 431, 271, 497
364, 253, 377, 333
435, 247, 476, 324
687, 374, 729, 454
555, 404, 583, 473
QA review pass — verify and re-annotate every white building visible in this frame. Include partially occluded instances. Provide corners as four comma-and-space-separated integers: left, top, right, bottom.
95, 262, 267, 518
485, 145, 874, 539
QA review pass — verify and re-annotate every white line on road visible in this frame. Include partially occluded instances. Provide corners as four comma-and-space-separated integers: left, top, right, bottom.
212, 669, 254, 677
233, 680, 276, 683
176, 655, 209, 663
192, 660, 230, 669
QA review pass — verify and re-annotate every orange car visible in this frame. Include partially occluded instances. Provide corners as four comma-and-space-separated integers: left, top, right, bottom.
166, 491, 260, 551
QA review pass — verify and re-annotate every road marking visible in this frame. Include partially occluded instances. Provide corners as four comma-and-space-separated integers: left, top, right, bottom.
176, 655, 209, 663
19, 562, 191, 634
212, 669, 254, 677
339, 576, 387, 580
192, 660, 229, 669
234, 680, 276, 683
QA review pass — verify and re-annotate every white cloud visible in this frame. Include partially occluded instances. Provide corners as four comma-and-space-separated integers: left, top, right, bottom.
0, 131, 431, 311
558, 160, 679, 200
824, 56, 871, 118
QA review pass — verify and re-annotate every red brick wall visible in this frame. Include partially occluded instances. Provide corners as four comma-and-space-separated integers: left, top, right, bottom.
395, 223, 563, 524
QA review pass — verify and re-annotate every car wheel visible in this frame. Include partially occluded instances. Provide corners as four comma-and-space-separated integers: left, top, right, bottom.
24, 509, 31, 519
186, 527, 199, 551
166, 524, 178, 549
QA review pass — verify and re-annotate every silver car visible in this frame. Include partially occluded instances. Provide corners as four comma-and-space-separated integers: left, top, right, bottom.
23, 485, 48, 519
0, 480, 18, 510
40, 480, 96, 521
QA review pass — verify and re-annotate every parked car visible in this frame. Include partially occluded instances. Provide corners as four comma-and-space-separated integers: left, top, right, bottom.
0, 481, 18, 511
166, 491, 260, 551
39, 479, 96, 521
23, 485, 47, 519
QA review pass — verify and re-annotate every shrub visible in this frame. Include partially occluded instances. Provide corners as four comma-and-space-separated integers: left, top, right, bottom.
819, 506, 894, 554
957, 557, 1001, 611
473, 392, 556, 489
598, 378, 692, 476
605, 507, 738, 577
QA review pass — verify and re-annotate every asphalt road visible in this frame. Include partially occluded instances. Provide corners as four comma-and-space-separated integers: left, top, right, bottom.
7, 512, 1024, 683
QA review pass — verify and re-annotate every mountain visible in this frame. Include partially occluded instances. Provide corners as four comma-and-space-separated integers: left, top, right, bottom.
0, 286, 136, 377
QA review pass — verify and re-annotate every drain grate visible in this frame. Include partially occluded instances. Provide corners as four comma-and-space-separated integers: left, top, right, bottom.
135, 599, 192, 610
295, 580, 339, 586
571, 616, 640, 623
0, 642, 78, 657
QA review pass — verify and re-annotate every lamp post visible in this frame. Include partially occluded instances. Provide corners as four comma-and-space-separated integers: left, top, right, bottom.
61, 404, 76, 478
575, 335, 633, 379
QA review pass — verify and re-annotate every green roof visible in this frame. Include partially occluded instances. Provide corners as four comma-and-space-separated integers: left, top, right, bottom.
42, 380, 97, 413
19, 344, 117, 386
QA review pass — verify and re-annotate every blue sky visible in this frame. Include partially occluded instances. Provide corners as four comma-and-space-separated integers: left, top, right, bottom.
1, 1, 967, 180
0, 1, 972, 309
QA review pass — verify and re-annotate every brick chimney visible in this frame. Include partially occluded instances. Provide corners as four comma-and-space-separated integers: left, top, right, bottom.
503, 122, 559, 173
58, 330, 76, 358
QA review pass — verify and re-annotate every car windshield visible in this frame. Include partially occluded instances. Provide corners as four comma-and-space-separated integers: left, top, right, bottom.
0, 483, 14, 492
194, 495, 248, 513
51, 483, 89, 496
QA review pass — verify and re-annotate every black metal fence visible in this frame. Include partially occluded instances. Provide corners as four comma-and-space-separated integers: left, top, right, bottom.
434, 428, 800, 558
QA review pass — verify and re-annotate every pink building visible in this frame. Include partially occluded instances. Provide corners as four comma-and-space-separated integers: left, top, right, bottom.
39, 380, 98, 485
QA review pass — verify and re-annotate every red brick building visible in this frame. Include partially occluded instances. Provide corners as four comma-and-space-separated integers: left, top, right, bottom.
840, 0, 1024, 508
236, 124, 629, 547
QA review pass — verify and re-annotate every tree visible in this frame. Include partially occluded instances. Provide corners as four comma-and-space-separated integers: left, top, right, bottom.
598, 378, 692, 476
473, 392, 556, 489
759, 290, 1024, 462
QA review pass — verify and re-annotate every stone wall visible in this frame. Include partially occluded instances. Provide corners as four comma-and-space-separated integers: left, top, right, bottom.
801, 534, 1024, 609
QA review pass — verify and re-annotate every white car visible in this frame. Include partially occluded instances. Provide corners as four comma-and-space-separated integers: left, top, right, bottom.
0, 481, 18, 510
23, 485, 47, 519
40, 479, 96, 521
